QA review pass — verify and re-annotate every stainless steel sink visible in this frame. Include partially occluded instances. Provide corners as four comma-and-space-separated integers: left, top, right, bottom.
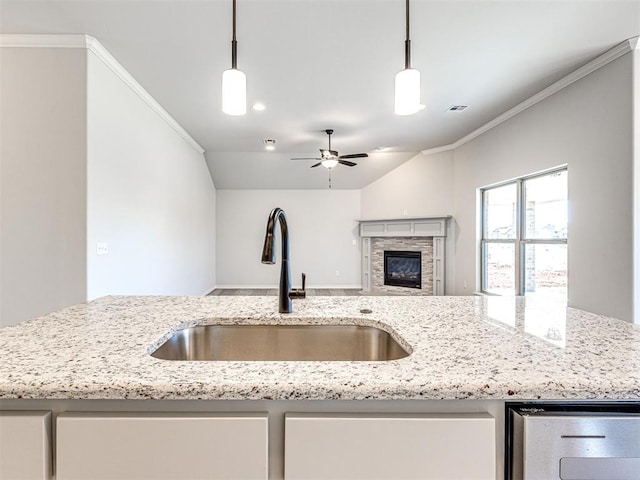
150, 324, 410, 361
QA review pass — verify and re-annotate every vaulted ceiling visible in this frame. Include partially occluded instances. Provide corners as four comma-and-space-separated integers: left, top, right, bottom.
1, 0, 638, 189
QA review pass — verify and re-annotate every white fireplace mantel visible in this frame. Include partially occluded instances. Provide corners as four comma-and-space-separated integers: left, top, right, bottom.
358, 217, 451, 295
358, 217, 450, 238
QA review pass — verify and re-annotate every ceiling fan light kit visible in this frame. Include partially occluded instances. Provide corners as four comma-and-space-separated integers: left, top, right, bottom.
321, 159, 339, 169
395, 0, 422, 116
290, 129, 368, 172
222, 0, 246, 116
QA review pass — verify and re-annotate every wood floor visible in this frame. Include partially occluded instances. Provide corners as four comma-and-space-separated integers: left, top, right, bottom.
208, 288, 362, 296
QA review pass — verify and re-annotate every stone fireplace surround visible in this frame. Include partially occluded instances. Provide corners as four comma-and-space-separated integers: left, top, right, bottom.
359, 217, 450, 295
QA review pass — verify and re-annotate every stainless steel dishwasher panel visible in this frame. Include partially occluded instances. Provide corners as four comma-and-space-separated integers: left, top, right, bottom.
511, 411, 640, 480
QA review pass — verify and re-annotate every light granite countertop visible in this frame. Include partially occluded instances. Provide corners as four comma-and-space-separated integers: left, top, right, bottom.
0, 295, 639, 401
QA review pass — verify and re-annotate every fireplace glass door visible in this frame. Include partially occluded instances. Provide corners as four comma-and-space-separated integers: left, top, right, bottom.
384, 251, 421, 289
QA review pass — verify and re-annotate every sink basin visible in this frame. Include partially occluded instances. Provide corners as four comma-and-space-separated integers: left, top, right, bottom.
150, 324, 410, 361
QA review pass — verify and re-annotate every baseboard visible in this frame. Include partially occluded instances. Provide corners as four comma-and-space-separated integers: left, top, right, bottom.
201, 286, 217, 296
307, 284, 363, 289
215, 284, 363, 290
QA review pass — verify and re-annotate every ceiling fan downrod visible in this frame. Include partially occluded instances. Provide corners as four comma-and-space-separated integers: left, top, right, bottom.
325, 129, 334, 151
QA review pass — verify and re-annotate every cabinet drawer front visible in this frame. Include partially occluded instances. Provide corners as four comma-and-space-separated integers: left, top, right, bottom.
57, 413, 268, 480
285, 413, 495, 480
0, 411, 52, 480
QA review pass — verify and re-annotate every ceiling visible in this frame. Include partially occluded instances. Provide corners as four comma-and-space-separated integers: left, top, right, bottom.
1, 0, 639, 189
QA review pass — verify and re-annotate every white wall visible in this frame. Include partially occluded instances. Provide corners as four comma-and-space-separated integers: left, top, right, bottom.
87, 50, 215, 299
0, 47, 87, 327
216, 190, 361, 288
360, 150, 454, 220
454, 53, 633, 321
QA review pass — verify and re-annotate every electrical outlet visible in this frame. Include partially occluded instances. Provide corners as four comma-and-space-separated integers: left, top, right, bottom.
97, 242, 109, 255
335, 270, 340, 277
463, 280, 468, 289
403, 209, 408, 216
352, 239, 357, 246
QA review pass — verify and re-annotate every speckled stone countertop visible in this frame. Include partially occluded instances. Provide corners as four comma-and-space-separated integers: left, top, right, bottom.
0, 295, 639, 401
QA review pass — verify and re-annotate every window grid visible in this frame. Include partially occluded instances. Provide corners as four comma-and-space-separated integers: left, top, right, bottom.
480, 168, 567, 296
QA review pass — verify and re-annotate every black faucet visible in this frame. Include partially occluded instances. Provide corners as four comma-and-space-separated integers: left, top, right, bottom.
261, 207, 306, 313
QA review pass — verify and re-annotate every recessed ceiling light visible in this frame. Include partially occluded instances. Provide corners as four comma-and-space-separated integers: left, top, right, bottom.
376, 146, 387, 152
447, 105, 468, 112
253, 102, 266, 111
263, 139, 276, 151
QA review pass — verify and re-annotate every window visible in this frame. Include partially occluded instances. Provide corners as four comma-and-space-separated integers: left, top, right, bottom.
480, 168, 567, 299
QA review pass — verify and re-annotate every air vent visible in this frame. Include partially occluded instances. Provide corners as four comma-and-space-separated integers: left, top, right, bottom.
447, 105, 468, 112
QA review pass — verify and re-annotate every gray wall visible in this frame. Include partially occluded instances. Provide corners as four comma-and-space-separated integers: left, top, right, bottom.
0, 39, 217, 326
634, 47, 640, 325
360, 150, 456, 294
216, 190, 361, 288
0, 47, 88, 327
360, 150, 455, 220
363, 52, 634, 321
453, 53, 633, 322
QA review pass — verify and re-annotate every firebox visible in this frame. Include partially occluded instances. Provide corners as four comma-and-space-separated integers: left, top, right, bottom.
384, 251, 422, 289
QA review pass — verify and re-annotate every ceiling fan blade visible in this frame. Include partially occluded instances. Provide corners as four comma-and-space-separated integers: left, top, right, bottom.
338, 160, 357, 167
310, 162, 322, 168
291, 157, 321, 161
339, 153, 368, 159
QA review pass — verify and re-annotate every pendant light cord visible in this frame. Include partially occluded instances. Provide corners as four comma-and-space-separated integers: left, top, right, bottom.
404, 0, 411, 69
231, 0, 238, 69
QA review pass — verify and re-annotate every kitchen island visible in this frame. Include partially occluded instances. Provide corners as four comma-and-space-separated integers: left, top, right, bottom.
1, 295, 639, 479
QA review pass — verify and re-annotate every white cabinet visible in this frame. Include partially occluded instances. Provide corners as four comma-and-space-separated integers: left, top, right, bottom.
56, 412, 268, 480
284, 413, 495, 480
0, 411, 52, 480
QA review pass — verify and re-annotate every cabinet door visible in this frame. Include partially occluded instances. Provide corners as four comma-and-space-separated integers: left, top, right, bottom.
0, 411, 52, 480
57, 412, 268, 480
285, 413, 495, 480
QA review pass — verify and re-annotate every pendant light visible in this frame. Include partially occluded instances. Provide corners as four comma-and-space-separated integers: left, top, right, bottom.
394, 0, 421, 115
222, 0, 246, 115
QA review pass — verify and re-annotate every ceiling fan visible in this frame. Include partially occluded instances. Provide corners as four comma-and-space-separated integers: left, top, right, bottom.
291, 129, 368, 169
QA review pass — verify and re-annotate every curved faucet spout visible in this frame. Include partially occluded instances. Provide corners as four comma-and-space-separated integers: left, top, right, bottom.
261, 207, 292, 313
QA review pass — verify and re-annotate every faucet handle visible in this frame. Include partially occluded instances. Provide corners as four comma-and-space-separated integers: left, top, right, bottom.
289, 272, 307, 299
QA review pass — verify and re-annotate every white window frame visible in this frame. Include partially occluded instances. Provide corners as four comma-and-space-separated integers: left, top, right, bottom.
480, 167, 568, 296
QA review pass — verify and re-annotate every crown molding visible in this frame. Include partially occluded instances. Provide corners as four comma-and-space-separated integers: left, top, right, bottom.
0, 34, 90, 48
422, 37, 636, 156
85, 36, 205, 154
420, 144, 455, 156
0, 34, 205, 155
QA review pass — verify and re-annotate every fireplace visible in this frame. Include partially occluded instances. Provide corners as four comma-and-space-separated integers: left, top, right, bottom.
359, 217, 449, 295
384, 251, 422, 289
